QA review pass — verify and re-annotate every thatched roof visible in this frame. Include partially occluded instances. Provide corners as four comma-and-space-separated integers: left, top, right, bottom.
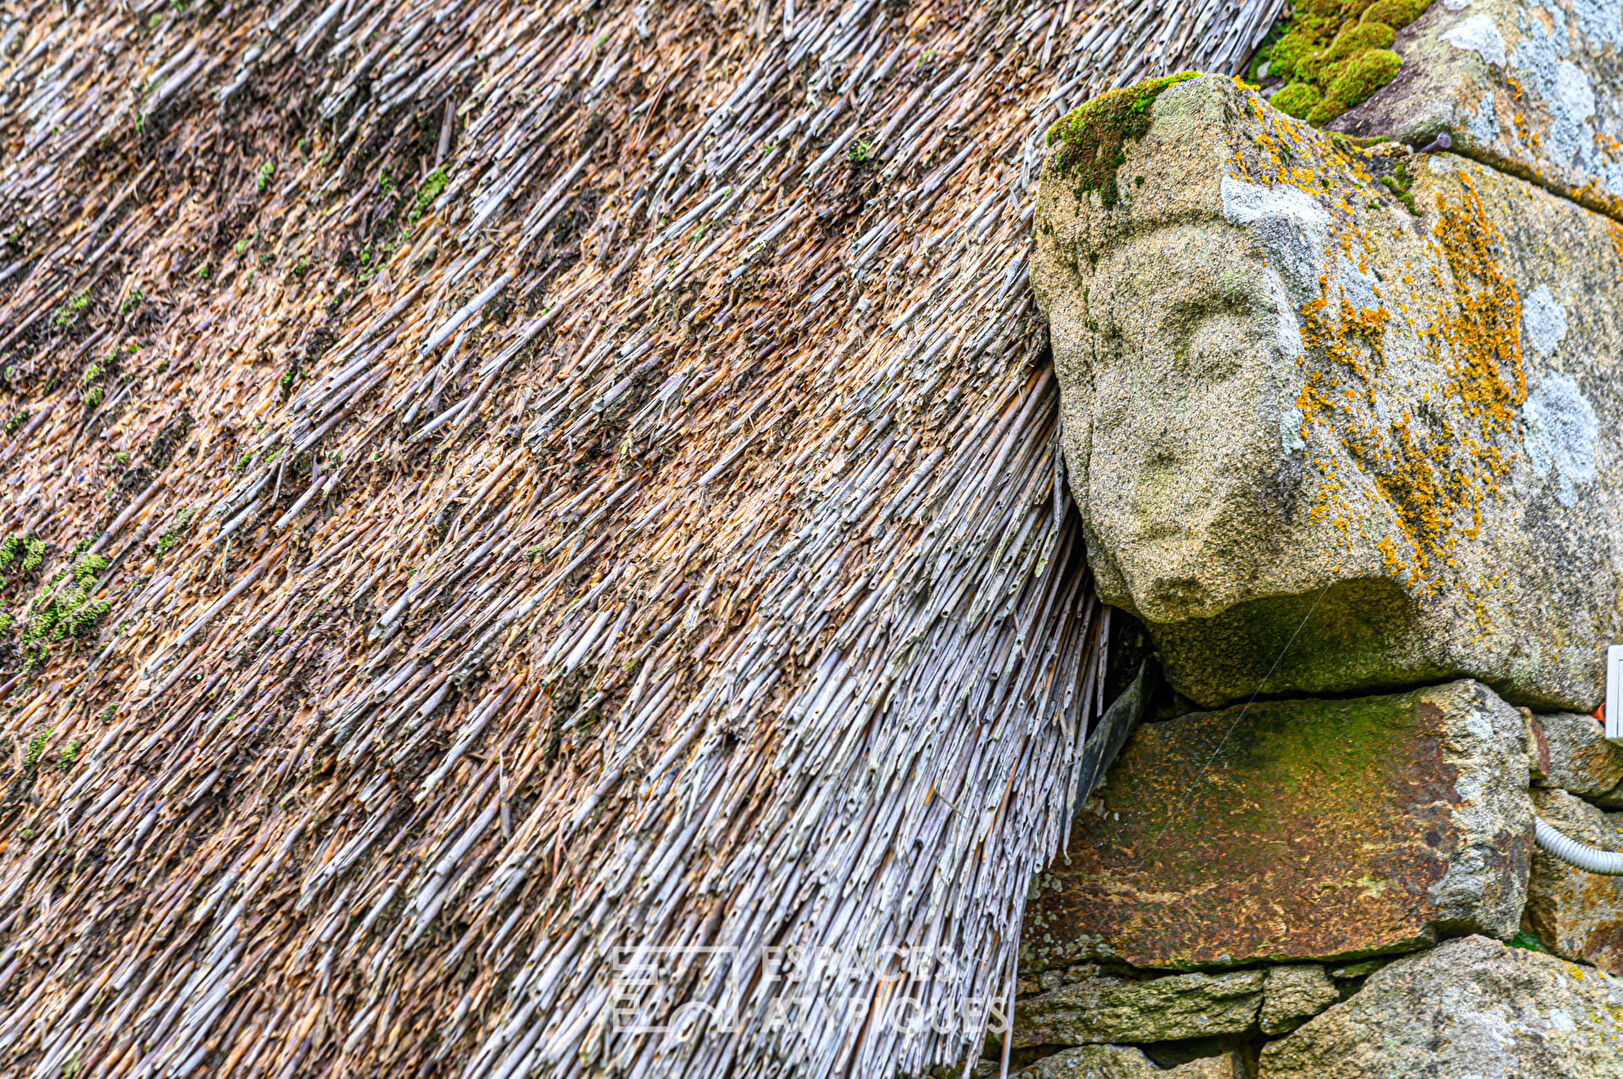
0, 0, 1276, 1074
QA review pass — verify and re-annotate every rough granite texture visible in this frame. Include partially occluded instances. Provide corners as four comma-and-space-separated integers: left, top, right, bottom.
1535, 710, 1623, 804
1259, 964, 1340, 1035
1330, 0, 1623, 218
1526, 788, 1623, 974
1009, 969, 1264, 1049
1259, 935, 1623, 1077
1032, 73, 1623, 709
1019, 680, 1531, 972
1017, 1045, 1242, 1078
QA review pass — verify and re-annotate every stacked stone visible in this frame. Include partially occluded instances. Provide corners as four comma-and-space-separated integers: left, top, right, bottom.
1009, 6, 1623, 1068
1002, 683, 1623, 1076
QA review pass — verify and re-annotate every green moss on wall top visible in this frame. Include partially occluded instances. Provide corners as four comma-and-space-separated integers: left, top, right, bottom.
1250, 0, 1431, 126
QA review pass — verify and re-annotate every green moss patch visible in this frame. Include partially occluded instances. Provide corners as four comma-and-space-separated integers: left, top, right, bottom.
19, 549, 112, 669
1045, 72, 1200, 207
1251, 0, 1431, 125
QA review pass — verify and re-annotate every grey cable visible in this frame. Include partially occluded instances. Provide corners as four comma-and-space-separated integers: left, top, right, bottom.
1534, 815, 1623, 874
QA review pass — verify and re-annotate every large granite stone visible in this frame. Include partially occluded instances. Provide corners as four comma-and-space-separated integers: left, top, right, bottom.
1020, 681, 1530, 972
1330, 0, 1623, 218
1526, 787, 1623, 974
1010, 968, 1264, 1049
1259, 935, 1623, 1078
1032, 73, 1623, 709
1535, 710, 1623, 804
1017, 1046, 1242, 1078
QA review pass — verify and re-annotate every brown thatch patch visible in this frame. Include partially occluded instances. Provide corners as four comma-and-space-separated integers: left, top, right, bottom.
0, 0, 1276, 1074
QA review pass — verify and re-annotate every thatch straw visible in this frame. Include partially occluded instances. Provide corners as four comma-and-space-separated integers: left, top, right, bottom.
0, 0, 1278, 1074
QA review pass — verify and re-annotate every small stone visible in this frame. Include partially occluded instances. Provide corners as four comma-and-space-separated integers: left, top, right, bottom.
1012, 1044, 1239, 1077
1259, 965, 1338, 1035
1021, 681, 1531, 972
1534, 711, 1623, 803
1260, 936, 1623, 1078
1015, 1045, 1242, 1078
1327, 958, 1388, 980
1161, 1053, 1244, 1078
1009, 969, 1263, 1050
1525, 788, 1623, 975
931, 1063, 999, 1079
1525, 709, 1552, 782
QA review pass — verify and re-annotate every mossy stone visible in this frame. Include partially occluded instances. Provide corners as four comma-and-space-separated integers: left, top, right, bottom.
1251, 0, 1430, 128
1270, 81, 1322, 119
1325, 20, 1396, 62
1045, 72, 1200, 207
1361, 0, 1424, 28
1325, 47, 1402, 108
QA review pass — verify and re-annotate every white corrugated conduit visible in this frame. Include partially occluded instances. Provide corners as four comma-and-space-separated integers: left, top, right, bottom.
1534, 815, 1623, 874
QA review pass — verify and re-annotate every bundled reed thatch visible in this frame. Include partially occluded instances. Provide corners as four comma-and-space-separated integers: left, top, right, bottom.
0, 0, 1277, 1074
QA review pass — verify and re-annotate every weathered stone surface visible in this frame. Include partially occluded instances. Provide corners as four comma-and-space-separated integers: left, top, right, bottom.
1536, 710, 1623, 803
1020, 681, 1530, 971
1009, 969, 1263, 1049
1017, 1045, 1243, 1078
1259, 964, 1339, 1035
1526, 787, 1623, 974
1527, 709, 1554, 781
1032, 73, 1623, 709
1259, 935, 1623, 1078
1330, 0, 1623, 218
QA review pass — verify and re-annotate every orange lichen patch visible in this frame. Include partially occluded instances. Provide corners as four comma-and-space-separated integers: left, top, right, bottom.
1291, 175, 1526, 603
1300, 294, 1390, 387
1426, 176, 1527, 439
1608, 221, 1623, 277
1230, 92, 1390, 217
1571, 177, 1623, 226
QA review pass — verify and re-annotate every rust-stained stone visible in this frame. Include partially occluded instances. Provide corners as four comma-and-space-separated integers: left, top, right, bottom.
1534, 711, 1623, 806
1525, 788, 1623, 975
1525, 710, 1552, 782
1020, 680, 1531, 972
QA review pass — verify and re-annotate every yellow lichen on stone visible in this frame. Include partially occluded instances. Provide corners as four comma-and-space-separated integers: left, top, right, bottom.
1240, 118, 1528, 605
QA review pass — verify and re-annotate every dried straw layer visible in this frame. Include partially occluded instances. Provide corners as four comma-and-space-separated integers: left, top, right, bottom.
0, 0, 1276, 1075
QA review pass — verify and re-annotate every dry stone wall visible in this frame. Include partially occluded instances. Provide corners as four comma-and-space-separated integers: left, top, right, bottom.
1004, 19, 1623, 1072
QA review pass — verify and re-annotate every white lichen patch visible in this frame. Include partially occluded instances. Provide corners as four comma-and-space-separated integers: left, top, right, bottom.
1565, 0, 1623, 48
1281, 406, 1307, 453
1507, 3, 1623, 196
1468, 92, 1501, 145
1522, 284, 1568, 357
1523, 373, 1599, 507
1335, 250, 1383, 312
1220, 176, 1329, 306
1443, 13, 1508, 67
